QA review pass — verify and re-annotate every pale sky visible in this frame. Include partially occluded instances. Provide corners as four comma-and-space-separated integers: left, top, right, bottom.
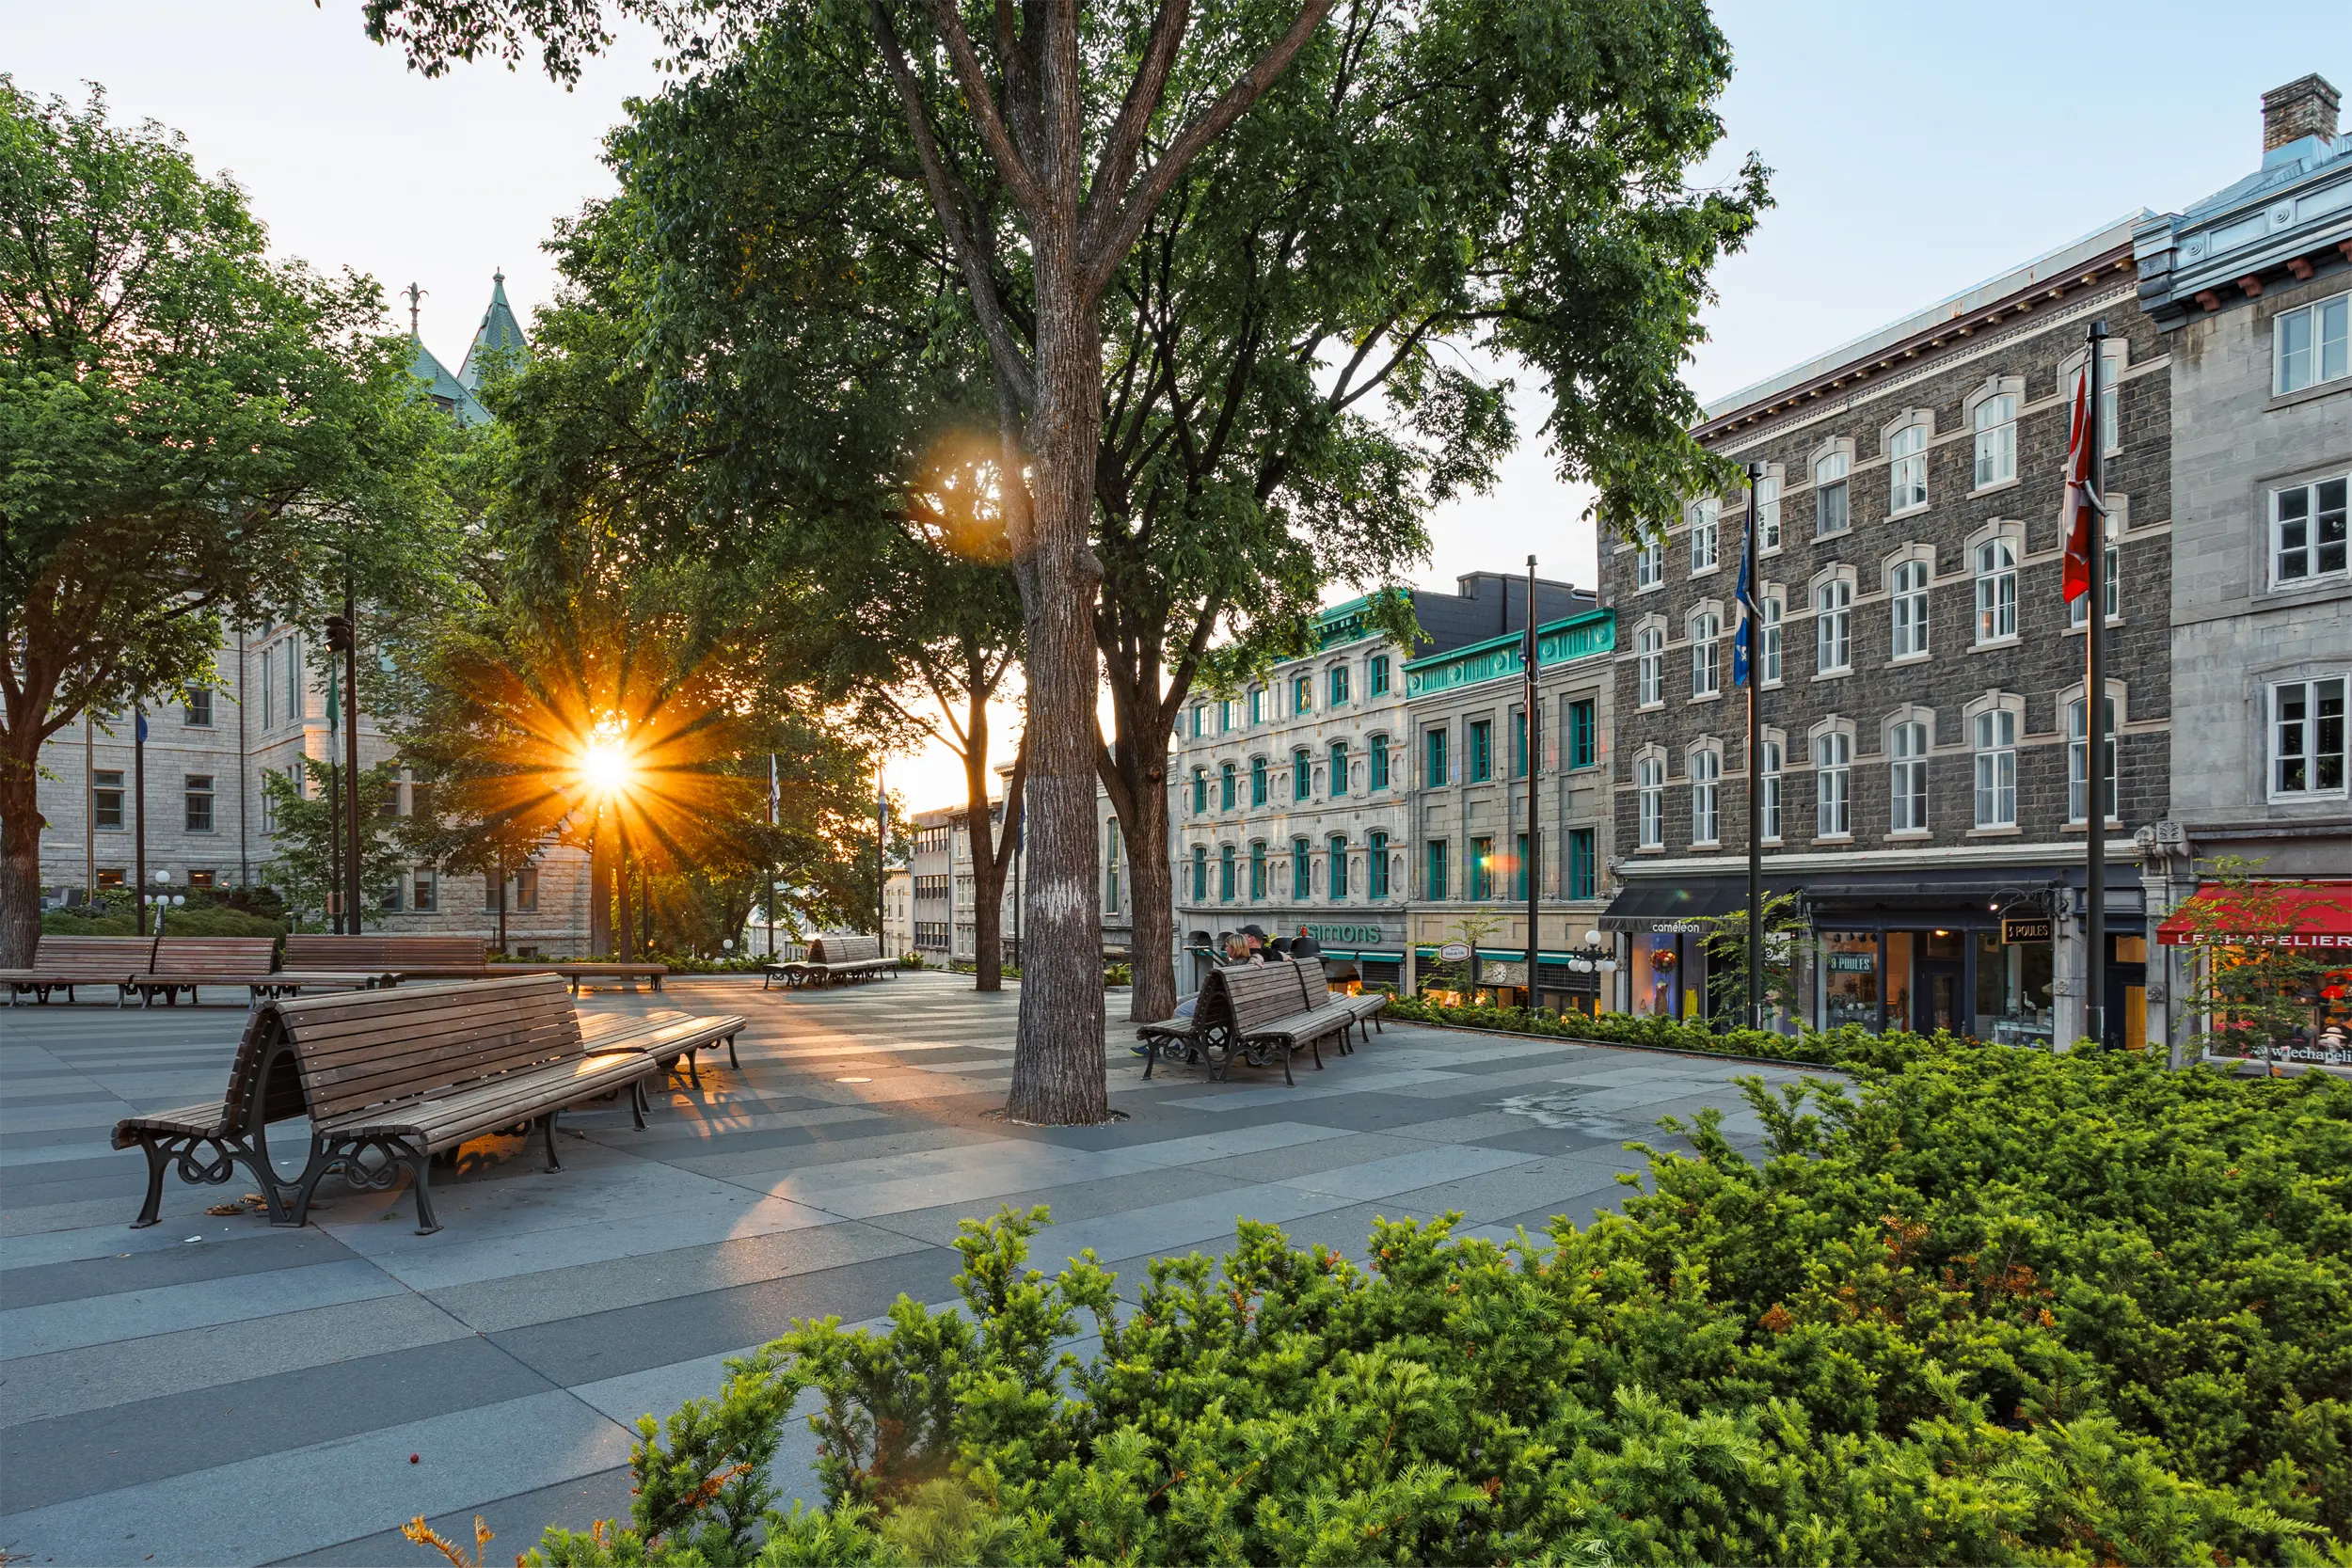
9, 0, 2343, 812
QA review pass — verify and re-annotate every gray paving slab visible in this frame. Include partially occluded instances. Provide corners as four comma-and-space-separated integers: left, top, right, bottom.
0, 971, 1781, 1557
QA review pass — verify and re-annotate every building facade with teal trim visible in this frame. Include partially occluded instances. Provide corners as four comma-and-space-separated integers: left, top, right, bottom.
1168, 572, 1590, 990
1402, 606, 1619, 1008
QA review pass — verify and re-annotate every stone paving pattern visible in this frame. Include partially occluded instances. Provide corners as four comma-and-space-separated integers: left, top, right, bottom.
0, 973, 1812, 1565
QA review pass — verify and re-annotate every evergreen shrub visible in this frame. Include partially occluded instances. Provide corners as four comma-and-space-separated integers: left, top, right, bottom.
509, 1038, 2349, 1565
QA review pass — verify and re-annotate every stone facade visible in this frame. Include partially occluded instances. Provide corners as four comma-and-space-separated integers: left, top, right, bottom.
2133, 77, 2352, 1061
1168, 574, 1590, 992
1602, 214, 2171, 1047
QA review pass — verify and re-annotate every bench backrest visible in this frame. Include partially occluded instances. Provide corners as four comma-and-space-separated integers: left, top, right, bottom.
1222, 962, 1309, 1035
809, 934, 882, 964
282, 935, 488, 970
1283, 955, 1337, 1009
150, 935, 278, 978
265, 973, 582, 1119
33, 933, 160, 969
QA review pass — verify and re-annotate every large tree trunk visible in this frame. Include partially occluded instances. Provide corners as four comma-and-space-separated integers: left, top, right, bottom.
1006, 238, 1108, 1125
0, 759, 43, 968
963, 696, 1008, 992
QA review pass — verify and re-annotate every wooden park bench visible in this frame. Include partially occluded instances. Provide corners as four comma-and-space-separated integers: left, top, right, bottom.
126, 936, 386, 1008
484, 959, 669, 994
1220, 961, 1353, 1085
258, 974, 742, 1233
758, 942, 811, 990
1284, 955, 1389, 1053
1, 933, 155, 1006
575, 1006, 750, 1088
281, 934, 488, 981
111, 1005, 310, 1226
782, 934, 897, 987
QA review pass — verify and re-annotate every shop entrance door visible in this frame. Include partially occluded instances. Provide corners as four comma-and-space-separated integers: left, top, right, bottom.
1915, 963, 1963, 1034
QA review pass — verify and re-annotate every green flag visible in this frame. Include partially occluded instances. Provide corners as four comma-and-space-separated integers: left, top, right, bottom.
326, 663, 341, 732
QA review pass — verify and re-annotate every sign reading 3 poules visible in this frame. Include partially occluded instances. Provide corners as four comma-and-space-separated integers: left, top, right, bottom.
2002, 915, 2054, 944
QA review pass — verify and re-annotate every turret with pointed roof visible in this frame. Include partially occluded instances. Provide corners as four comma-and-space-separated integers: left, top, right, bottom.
457, 270, 529, 398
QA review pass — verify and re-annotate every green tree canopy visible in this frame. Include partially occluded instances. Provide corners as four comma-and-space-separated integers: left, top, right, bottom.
0, 78, 459, 962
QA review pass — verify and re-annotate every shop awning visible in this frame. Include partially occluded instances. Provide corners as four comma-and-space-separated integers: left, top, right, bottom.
2156, 880, 2352, 948
1598, 875, 1802, 932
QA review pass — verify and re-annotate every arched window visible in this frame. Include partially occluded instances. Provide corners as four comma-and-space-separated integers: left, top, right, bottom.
1636, 753, 1665, 848
1690, 746, 1721, 845
2069, 693, 2118, 823
1189, 845, 1207, 902
1219, 761, 1236, 811
1815, 451, 1850, 535
1816, 731, 1852, 837
1636, 624, 1665, 707
1328, 738, 1349, 798
1888, 422, 1928, 512
1635, 534, 1665, 589
1218, 843, 1235, 901
1760, 592, 1783, 684
1815, 578, 1852, 673
1190, 767, 1208, 815
1249, 840, 1267, 899
1328, 834, 1349, 900
1293, 748, 1312, 802
1973, 391, 2017, 487
1690, 499, 1719, 572
1754, 468, 1783, 552
1368, 734, 1391, 790
1291, 836, 1311, 899
1974, 538, 2017, 642
1760, 734, 1784, 843
1690, 608, 1722, 697
1890, 560, 1930, 658
1250, 755, 1268, 806
1973, 706, 2017, 827
1888, 719, 1929, 832
1368, 830, 1391, 897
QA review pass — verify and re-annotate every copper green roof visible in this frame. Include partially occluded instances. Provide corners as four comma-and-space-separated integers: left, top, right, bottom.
405, 335, 489, 425
1402, 608, 1615, 698
457, 271, 529, 398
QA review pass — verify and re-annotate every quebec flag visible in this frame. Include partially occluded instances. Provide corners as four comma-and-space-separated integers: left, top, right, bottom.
1733, 543, 1758, 688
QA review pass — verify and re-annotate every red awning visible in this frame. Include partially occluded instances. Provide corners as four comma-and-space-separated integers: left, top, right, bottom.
2156, 880, 2352, 949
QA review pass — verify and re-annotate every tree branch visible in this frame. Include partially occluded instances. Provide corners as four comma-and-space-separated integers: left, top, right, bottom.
911, 0, 1048, 215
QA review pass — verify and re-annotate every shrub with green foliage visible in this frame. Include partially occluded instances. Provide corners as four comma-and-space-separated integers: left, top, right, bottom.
1381, 991, 1915, 1069
511, 1039, 2350, 1566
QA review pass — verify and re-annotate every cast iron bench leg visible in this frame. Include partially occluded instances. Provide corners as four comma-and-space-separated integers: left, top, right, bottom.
131, 1138, 174, 1228
540, 1112, 562, 1173
726, 1033, 740, 1070
408, 1148, 441, 1234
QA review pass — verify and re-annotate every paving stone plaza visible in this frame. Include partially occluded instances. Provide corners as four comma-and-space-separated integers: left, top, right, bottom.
0, 974, 1809, 1565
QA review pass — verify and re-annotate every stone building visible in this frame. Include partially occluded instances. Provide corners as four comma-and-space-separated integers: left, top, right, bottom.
31, 278, 595, 952
1168, 572, 1589, 992
1403, 604, 1617, 1010
2132, 74, 2352, 1060
882, 866, 914, 958
1599, 216, 2172, 1047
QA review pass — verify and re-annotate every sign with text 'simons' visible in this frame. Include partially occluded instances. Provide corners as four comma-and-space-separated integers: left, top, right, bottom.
2002, 915, 2054, 944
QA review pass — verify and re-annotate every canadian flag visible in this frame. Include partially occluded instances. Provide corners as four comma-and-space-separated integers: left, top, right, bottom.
2060, 369, 2096, 603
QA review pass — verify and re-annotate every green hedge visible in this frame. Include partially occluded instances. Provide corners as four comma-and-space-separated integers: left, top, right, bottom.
1380, 992, 1923, 1069
500, 1037, 2349, 1565
40, 906, 284, 939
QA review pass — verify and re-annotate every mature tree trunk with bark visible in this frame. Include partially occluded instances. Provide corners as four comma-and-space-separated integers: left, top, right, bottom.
962, 712, 1026, 994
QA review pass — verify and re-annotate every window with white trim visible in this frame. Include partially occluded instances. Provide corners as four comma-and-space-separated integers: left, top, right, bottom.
1888, 423, 1927, 512
1690, 607, 1721, 697
1973, 393, 2017, 487
2273, 474, 2348, 587
2069, 518, 2121, 626
1760, 591, 1783, 684
1636, 624, 1665, 708
1890, 560, 1930, 658
1973, 707, 2017, 827
2068, 694, 2118, 824
1690, 746, 1721, 846
1759, 735, 1783, 843
2275, 291, 2349, 395
1690, 499, 1719, 572
1636, 753, 1665, 849
1756, 472, 1781, 552
1974, 538, 2017, 642
1887, 720, 1928, 832
1815, 730, 1851, 837
1634, 535, 1665, 590
2271, 676, 2348, 798
1815, 578, 1851, 673
1815, 451, 1850, 536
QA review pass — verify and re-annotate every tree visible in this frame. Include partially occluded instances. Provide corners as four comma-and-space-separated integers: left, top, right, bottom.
1695, 892, 1808, 1028
365, 0, 1350, 1127
259, 758, 410, 931
0, 80, 453, 964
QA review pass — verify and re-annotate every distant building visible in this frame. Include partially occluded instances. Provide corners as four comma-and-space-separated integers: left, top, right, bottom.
1168, 573, 1593, 993
32, 277, 590, 951
2133, 73, 2352, 1058
882, 866, 914, 958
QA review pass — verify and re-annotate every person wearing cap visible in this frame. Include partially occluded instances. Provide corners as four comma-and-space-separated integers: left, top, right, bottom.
1242, 925, 1267, 961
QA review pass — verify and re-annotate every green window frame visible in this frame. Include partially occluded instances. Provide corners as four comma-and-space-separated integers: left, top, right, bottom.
1190, 846, 1207, 901
1292, 673, 1311, 714
1327, 834, 1348, 900
1568, 699, 1596, 769
1219, 844, 1235, 902
1567, 828, 1596, 899
1293, 748, 1312, 802
1425, 726, 1449, 786
1426, 839, 1449, 900
1250, 756, 1267, 806
1469, 835, 1494, 900
1291, 836, 1311, 899
1328, 739, 1348, 798
1513, 832, 1528, 901
1368, 830, 1390, 897
1370, 655, 1390, 696
1190, 768, 1207, 814
1469, 721, 1493, 783
1329, 664, 1350, 707
1249, 841, 1267, 899
1219, 762, 1236, 811
1368, 734, 1390, 790
1512, 711, 1528, 779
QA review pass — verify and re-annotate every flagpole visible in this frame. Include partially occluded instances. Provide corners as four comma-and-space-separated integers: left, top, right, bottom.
1523, 555, 1540, 1012
766, 752, 777, 960
1743, 461, 1765, 1031
2084, 320, 2108, 1050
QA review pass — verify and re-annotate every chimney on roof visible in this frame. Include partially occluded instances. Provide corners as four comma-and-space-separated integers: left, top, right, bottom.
2262, 73, 2339, 154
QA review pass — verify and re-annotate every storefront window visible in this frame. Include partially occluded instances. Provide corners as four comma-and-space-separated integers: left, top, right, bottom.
1631, 934, 1678, 1017
1884, 931, 1914, 1028
1822, 930, 1879, 1029
1975, 929, 2054, 1048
